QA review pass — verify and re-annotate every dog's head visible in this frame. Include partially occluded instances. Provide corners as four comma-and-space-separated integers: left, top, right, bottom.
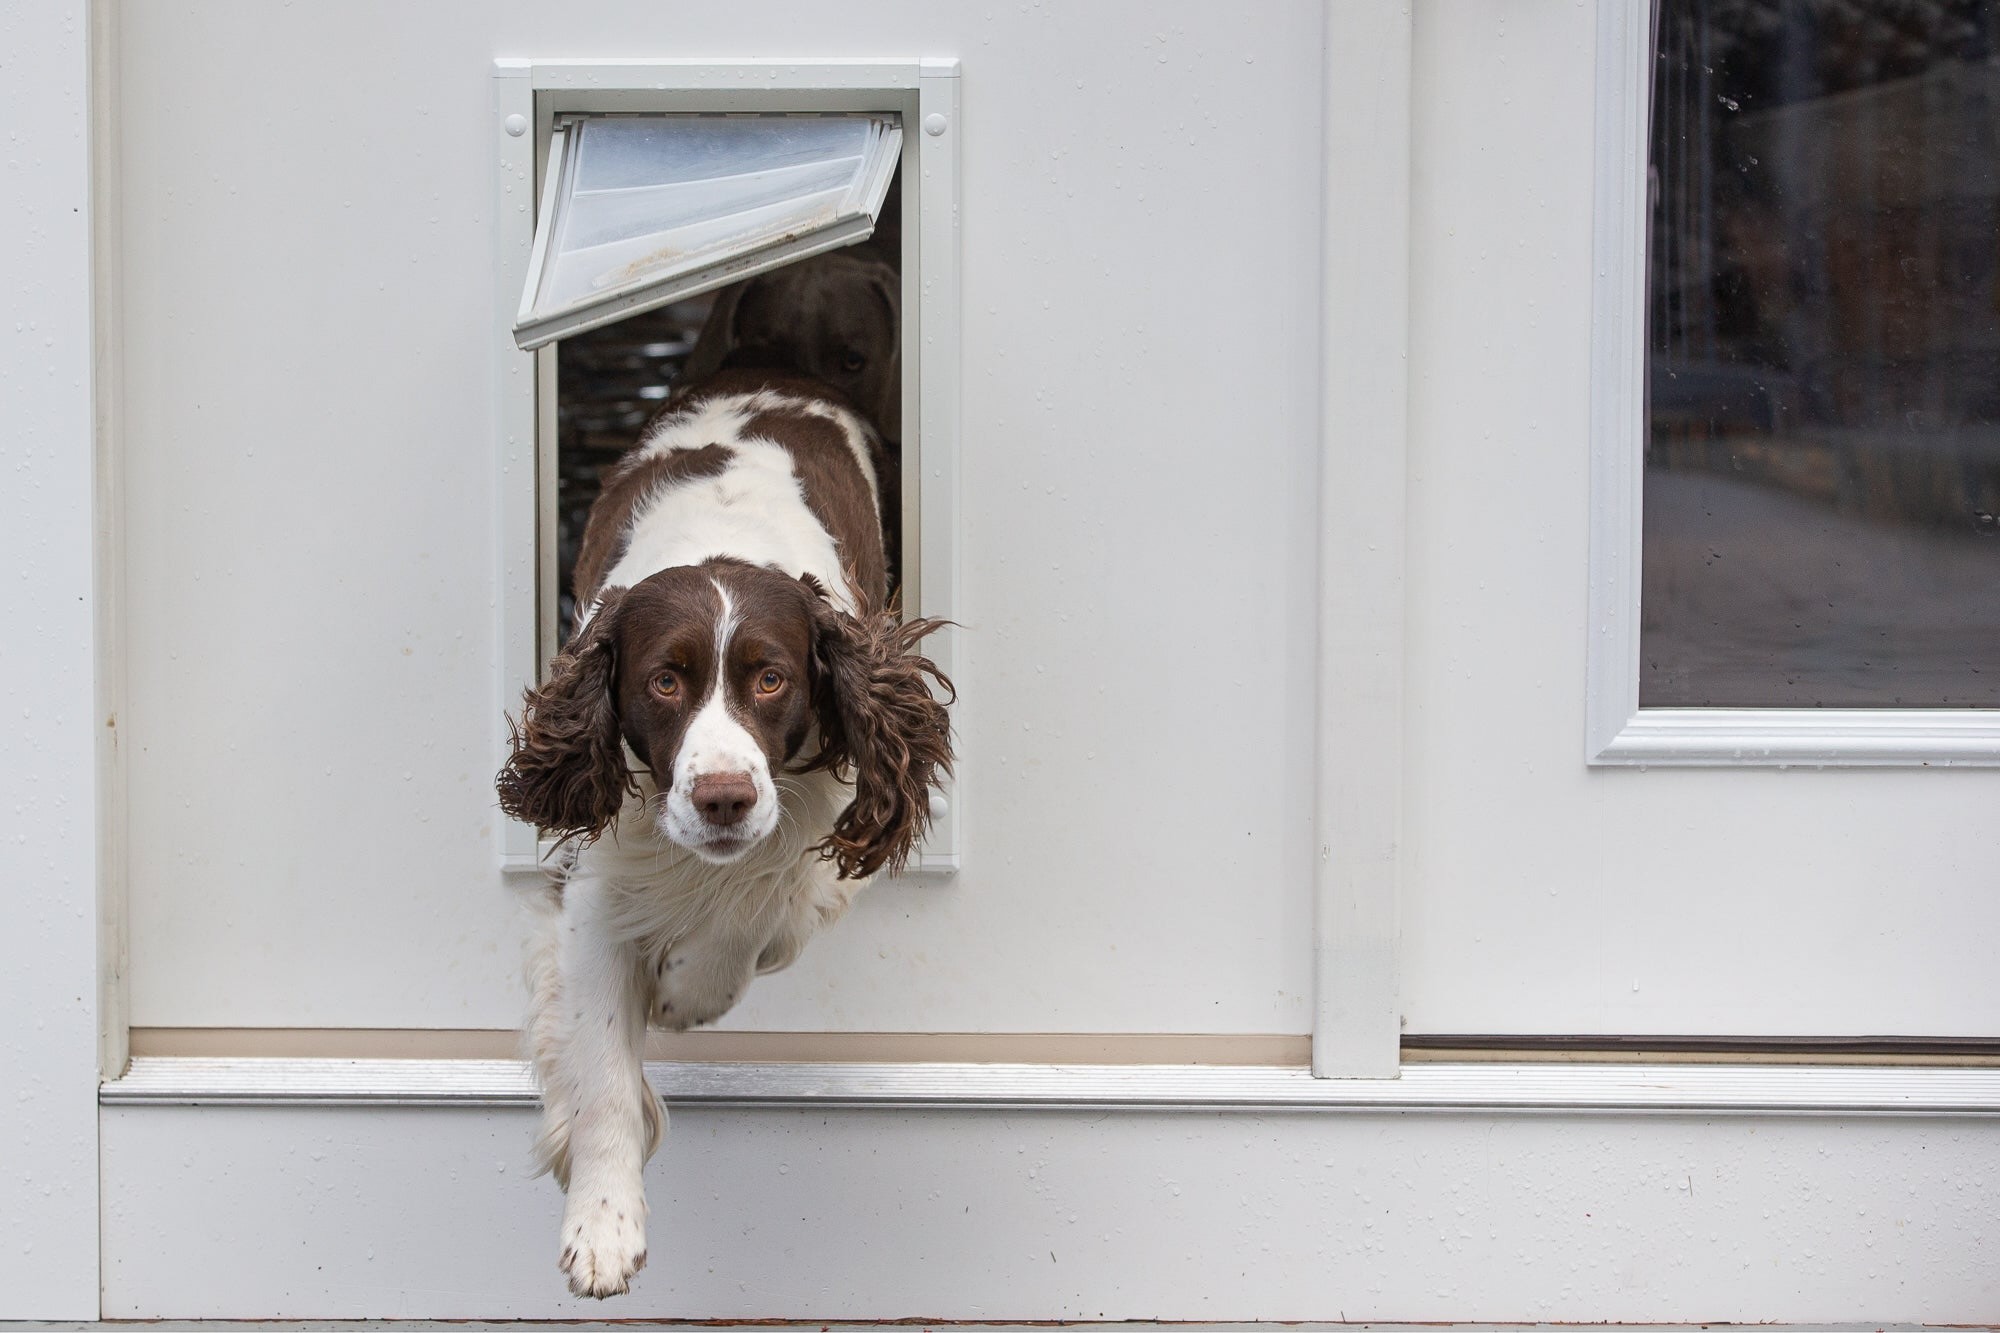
497, 560, 951, 878
682, 251, 901, 442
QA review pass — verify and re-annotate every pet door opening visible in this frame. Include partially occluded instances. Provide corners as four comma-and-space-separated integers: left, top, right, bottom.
510, 111, 907, 649
492, 60, 960, 875
551, 171, 904, 646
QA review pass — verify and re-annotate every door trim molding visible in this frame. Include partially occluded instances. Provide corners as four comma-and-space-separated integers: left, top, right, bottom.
1314, 0, 1413, 1080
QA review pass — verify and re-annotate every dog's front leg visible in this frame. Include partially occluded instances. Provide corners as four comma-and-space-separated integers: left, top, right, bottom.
547, 876, 658, 1299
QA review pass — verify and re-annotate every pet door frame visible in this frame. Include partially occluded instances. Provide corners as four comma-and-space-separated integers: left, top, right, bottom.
490, 58, 963, 878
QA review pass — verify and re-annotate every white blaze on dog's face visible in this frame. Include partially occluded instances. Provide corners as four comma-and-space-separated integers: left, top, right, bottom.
608, 562, 821, 863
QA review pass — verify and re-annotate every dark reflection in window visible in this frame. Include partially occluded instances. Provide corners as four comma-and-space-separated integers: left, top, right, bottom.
1642, 0, 2000, 706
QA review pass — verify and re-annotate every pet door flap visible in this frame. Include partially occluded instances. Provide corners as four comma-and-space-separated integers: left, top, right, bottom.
514, 112, 903, 349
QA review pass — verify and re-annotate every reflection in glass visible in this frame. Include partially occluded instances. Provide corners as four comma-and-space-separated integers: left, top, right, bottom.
1643, 0, 2000, 706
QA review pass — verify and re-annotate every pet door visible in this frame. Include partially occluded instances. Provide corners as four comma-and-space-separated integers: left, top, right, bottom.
513, 112, 903, 348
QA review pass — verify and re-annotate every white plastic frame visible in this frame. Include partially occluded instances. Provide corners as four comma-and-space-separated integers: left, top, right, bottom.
1584, 0, 2000, 768
491, 59, 962, 872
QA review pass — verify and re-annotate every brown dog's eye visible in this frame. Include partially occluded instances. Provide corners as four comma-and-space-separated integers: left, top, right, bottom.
652, 672, 680, 699
757, 669, 785, 695
839, 351, 865, 373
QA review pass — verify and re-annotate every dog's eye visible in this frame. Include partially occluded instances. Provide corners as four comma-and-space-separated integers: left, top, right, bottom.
652, 672, 681, 699
838, 351, 865, 373
756, 669, 785, 695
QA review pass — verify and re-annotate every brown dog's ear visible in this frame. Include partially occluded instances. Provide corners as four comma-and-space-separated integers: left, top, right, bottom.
496, 587, 633, 844
679, 279, 746, 386
802, 585, 953, 879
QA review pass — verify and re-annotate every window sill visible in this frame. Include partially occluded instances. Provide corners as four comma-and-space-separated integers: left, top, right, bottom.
1589, 707, 2000, 767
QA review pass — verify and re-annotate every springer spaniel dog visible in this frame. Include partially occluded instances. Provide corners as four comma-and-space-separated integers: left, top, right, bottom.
497, 367, 951, 1299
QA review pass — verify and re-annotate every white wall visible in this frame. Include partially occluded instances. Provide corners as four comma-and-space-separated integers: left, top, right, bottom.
0, 0, 101, 1319
115, 0, 1326, 1034
102, 1104, 2000, 1321
1398, 1, 2000, 1035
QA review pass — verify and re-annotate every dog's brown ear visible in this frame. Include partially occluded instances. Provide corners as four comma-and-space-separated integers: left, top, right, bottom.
496, 587, 633, 843
802, 584, 953, 880
679, 279, 747, 386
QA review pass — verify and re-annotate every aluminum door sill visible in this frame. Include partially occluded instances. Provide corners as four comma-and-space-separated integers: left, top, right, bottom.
101, 1056, 2000, 1116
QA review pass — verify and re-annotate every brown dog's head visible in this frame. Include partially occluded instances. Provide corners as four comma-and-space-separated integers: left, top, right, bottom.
682, 251, 901, 443
497, 561, 950, 878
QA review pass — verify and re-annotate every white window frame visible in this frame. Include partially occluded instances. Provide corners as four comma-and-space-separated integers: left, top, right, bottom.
490, 59, 962, 873
1584, 0, 2000, 768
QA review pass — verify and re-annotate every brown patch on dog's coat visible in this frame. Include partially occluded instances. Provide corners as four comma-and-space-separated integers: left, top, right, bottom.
742, 404, 891, 609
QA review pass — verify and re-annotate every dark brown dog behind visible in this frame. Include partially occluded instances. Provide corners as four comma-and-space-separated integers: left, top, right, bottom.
683, 249, 902, 445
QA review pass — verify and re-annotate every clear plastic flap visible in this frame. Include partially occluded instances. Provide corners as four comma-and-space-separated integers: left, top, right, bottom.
514, 112, 902, 349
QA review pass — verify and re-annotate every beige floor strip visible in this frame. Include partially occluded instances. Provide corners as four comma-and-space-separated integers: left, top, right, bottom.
129, 1028, 1316, 1066
128, 1029, 2000, 1068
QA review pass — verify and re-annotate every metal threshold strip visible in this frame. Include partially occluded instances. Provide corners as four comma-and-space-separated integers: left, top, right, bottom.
102, 1056, 2000, 1115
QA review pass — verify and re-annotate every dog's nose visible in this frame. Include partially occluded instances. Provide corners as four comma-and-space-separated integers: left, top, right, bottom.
691, 772, 758, 827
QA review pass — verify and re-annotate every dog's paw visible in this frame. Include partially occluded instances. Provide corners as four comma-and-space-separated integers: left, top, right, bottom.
558, 1194, 649, 1299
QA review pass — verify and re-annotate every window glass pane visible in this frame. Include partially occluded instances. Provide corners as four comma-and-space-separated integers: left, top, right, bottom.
1642, 0, 2000, 707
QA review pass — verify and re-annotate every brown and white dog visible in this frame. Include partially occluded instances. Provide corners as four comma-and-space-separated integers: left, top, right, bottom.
497, 368, 951, 1299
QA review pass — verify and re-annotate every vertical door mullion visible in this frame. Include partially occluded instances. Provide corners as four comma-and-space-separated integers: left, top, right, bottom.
1314, 0, 1413, 1079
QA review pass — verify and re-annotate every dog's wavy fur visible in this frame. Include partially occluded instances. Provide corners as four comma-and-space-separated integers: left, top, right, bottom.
496, 586, 634, 846
804, 594, 956, 880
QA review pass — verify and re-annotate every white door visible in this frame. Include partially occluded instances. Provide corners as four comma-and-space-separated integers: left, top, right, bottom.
1397, 0, 2000, 1044
92, 0, 1362, 1319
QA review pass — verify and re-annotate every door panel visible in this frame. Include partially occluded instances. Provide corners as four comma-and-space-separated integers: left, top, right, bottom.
1399, 0, 2000, 1037
114, 0, 1325, 1036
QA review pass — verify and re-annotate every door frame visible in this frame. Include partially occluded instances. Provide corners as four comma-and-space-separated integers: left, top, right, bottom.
3, 0, 106, 1318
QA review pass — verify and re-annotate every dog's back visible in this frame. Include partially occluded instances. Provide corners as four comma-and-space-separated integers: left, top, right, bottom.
571, 370, 893, 623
